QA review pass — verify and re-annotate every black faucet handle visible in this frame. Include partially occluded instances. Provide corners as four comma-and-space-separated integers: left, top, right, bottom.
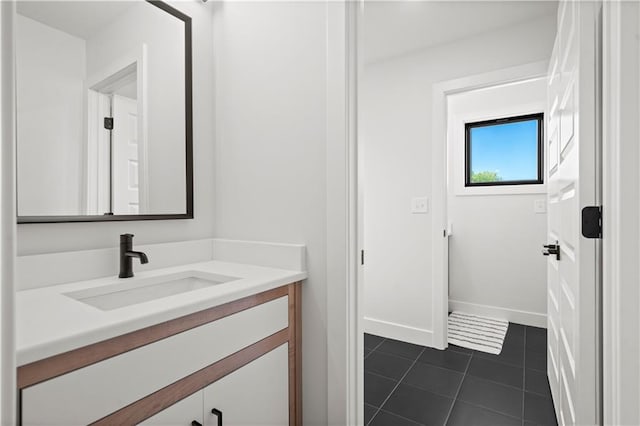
119, 234, 148, 278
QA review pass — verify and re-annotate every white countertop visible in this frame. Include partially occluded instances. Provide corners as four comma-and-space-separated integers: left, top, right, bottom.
16, 260, 306, 366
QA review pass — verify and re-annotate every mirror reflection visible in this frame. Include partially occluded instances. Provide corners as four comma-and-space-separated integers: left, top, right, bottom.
16, 0, 190, 220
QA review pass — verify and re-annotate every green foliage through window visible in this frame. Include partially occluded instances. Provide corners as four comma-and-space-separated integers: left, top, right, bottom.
471, 170, 503, 183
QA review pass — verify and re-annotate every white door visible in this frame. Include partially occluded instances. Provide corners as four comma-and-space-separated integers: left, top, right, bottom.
203, 344, 289, 426
139, 392, 203, 426
546, 1, 601, 425
112, 94, 140, 214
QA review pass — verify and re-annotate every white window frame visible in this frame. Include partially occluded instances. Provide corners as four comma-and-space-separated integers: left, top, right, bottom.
447, 80, 548, 197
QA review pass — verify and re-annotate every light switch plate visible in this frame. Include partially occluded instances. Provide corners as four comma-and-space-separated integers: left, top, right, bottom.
411, 197, 429, 214
534, 199, 547, 214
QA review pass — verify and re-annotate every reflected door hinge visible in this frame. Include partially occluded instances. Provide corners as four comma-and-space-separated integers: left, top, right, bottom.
360, 250, 365, 266
581, 206, 602, 239
104, 117, 114, 130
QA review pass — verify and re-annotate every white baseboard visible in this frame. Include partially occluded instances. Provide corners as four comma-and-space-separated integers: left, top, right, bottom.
363, 317, 433, 347
448, 299, 547, 328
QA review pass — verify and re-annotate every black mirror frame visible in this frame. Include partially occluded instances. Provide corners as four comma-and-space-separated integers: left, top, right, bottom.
17, 0, 193, 224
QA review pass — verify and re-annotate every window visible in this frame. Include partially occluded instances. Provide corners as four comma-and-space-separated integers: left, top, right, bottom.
465, 113, 544, 186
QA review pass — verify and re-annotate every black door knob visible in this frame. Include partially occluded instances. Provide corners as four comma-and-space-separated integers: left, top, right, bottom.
542, 242, 561, 260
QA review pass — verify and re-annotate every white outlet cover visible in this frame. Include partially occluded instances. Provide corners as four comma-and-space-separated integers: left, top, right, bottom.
411, 197, 429, 214
534, 199, 547, 214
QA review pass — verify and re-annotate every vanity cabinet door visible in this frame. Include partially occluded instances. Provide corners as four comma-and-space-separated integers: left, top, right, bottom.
203, 343, 289, 426
140, 392, 203, 426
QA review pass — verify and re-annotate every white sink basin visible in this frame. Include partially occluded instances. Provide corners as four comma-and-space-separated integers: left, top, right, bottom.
64, 271, 239, 311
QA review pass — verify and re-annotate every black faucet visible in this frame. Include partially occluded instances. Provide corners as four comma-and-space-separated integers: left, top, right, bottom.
119, 234, 149, 278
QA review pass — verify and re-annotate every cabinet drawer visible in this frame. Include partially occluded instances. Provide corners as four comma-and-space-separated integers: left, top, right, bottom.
22, 296, 288, 425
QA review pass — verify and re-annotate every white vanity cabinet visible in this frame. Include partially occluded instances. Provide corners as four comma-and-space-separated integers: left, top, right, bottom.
141, 343, 289, 426
18, 283, 302, 426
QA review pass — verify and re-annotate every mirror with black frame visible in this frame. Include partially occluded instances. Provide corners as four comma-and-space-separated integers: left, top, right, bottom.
15, 0, 192, 223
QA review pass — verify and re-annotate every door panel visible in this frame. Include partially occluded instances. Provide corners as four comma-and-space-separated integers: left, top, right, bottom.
549, 118, 560, 172
560, 366, 576, 425
546, 1, 600, 425
112, 94, 140, 214
203, 344, 289, 426
559, 81, 576, 152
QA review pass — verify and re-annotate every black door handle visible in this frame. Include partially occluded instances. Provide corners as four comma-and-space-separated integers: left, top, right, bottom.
542, 242, 560, 260
191, 421, 202, 426
211, 408, 223, 426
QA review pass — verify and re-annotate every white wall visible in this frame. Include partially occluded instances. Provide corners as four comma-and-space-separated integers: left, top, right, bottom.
212, 3, 333, 424
16, 15, 86, 216
362, 14, 556, 344
1, 2, 17, 423
602, 2, 640, 424
86, 2, 186, 214
447, 79, 548, 327
16, 0, 215, 256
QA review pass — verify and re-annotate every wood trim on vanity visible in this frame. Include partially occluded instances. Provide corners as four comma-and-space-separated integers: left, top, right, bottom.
91, 329, 289, 425
17, 285, 289, 389
288, 283, 303, 426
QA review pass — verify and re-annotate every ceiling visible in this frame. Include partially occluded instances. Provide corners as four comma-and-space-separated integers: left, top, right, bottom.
363, 1, 558, 64
16, 1, 138, 40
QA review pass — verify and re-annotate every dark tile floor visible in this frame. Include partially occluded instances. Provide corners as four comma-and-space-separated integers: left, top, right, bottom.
364, 324, 558, 426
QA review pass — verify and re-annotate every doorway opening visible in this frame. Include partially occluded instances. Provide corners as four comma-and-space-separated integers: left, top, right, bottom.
86, 60, 148, 216
359, 2, 603, 423
445, 77, 549, 339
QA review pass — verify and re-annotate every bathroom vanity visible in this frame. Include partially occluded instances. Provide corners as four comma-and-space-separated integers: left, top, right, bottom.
16, 253, 305, 426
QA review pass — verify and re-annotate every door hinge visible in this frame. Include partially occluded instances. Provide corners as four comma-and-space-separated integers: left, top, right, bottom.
581, 206, 602, 239
104, 117, 114, 130
360, 250, 365, 266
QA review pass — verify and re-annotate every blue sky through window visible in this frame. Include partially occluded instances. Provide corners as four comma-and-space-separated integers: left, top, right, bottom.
469, 118, 539, 182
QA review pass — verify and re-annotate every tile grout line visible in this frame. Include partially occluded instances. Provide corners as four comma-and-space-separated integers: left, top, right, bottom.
374, 407, 426, 426
371, 338, 386, 352
367, 345, 470, 381
364, 345, 480, 400
367, 337, 387, 353
374, 347, 427, 363
461, 370, 528, 393
365, 370, 467, 402
446, 325, 527, 423
451, 397, 526, 422
367, 347, 427, 426
442, 347, 474, 425
522, 326, 527, 426
364, 370, 405, 382
364, 337, 387, 360
524, 388, 555, 399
